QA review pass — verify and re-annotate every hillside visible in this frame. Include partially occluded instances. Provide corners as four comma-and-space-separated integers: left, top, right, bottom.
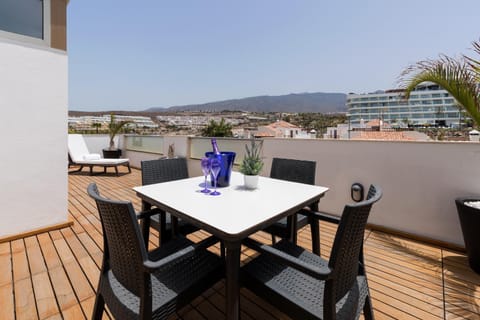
146, 92, 347, 113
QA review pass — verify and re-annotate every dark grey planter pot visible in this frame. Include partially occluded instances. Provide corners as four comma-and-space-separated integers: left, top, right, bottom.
102, 149, 122, 159
455, 197, 480, 274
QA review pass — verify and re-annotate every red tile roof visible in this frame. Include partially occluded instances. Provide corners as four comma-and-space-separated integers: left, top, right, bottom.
266, 120, 300, 129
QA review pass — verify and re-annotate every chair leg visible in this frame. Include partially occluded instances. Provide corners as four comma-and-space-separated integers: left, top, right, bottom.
114, 165, 119, 176
220, 241, 226, 259
127, 163, 131, 173
92, 293, 105, 320
159, 211, 168, 246
363, 293, 375, 320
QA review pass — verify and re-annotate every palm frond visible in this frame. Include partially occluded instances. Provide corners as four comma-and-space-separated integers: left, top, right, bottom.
108, 114, 132, 149
465, 40, 480, 82
400, 54, 480, 127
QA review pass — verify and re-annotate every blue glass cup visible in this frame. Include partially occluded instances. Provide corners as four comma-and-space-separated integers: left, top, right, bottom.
205, 151, 236, 187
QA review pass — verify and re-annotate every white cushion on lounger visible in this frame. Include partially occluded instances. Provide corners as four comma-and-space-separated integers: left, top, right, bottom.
83, 154, 102, 160
74, 158, 130, 165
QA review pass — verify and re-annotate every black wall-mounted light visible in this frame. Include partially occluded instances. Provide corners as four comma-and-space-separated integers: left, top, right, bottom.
351, 183, 364, 202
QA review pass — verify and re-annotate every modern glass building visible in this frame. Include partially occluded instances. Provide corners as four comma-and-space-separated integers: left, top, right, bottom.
347, 83, 463, 127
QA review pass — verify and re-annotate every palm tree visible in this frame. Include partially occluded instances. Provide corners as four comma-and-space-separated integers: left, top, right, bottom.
400, 39, 480, 127
92, 122, 102, 134
201, 118, 233, 137
108, 114, 131, 150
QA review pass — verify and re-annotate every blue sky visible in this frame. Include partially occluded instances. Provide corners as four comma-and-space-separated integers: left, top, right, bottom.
68, 1, 480, 111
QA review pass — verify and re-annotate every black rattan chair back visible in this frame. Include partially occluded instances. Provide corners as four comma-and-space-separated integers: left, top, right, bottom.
87, 183, 147, 297
270, 158, 316, 185
141, 157, 189, 186
328, 185, 382, 303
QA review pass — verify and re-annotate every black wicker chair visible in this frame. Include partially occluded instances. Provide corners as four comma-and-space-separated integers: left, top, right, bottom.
263, 158, 318, 247
242, 185, 382, 320
141, 158, 199, 245
87, 183, 223, 320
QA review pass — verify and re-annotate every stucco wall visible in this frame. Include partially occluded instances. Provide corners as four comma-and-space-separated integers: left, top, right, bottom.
261, 138, 480, 247
0, 40, 68, 237
123, 135, 190, 168
82, 134, 121, 155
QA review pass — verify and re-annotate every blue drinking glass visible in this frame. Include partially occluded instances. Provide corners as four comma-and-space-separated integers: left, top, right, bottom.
200, 157, 211, 193
210, 157, 221, 196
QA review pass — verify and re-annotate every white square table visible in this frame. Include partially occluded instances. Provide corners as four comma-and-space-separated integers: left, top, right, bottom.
134, 172, 329, 320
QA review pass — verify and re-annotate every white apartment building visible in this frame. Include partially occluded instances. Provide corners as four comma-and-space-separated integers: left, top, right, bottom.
254, 120, 314, 139
156, 115, 242, 128
347, 83, 463, 127
114, 115, 159, 128
69, 114, 159, 130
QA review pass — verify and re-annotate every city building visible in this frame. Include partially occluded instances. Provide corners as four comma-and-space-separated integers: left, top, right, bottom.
156, 115, 243, 129
347, 83, 464, 127
68, 114, 159, 131
324, 119, 431, 141
254, 120, 313, 138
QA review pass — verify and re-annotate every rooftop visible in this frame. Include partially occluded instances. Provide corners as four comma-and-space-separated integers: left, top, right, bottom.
1, 168, 478, 319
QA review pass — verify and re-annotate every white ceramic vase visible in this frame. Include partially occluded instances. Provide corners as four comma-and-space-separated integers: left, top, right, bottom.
244, 175, 259, 189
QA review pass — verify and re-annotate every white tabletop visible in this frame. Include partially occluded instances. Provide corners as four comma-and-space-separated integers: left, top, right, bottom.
134, 172, 328, 239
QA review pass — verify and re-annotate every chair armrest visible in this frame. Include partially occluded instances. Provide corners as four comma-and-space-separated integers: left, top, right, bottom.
243, 238, 332, 280
299, 208, 340, 224
143, 245, 195, 272
136, 208, 163, 220
142, 235, 220, 272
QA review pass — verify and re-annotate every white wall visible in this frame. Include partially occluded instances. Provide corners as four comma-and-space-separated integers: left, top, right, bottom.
123, 135, 190, 168
0, 40, 68, 237
262, 138, 480, 247
82, 134, 120, 155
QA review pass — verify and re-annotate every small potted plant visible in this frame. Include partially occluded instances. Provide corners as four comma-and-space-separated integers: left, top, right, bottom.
239, 138, 264, 189
103, 113, 132, 158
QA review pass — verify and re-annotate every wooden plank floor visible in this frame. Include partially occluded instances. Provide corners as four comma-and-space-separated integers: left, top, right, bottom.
1, 167, 480, 319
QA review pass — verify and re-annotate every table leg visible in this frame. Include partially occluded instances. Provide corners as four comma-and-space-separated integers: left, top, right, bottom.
309, 201, 321, 255
171, 216, 179, 239
225, 241, 241, 320
141, 201, 152, 248
159, 211, 167, 246
288, 214, 298, 244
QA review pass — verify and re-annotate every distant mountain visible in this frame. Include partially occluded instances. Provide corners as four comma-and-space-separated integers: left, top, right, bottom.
146, 92, 347, 113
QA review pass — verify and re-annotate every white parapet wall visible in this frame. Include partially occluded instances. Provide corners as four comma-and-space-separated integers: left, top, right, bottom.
0, 39, 68, 237
113, 134, 479, 248
261, 138, 480, 247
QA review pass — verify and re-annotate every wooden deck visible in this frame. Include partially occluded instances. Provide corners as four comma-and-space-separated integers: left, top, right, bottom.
1, 167, 480, 319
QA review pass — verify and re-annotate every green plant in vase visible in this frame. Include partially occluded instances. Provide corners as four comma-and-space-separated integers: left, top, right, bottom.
102, 113, 132, 159
240, 138, 264, 189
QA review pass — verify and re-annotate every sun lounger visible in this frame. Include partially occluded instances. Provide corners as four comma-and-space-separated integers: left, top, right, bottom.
68, 134, 131, 176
